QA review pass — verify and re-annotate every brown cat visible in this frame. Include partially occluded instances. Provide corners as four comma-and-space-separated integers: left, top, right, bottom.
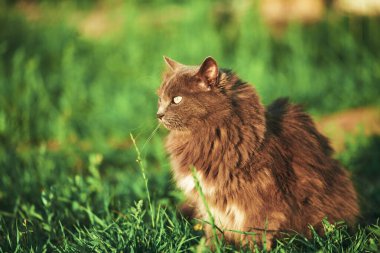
157, 56, 359, 248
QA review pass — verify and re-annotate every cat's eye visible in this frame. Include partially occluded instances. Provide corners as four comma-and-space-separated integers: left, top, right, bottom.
173, 96, 182, 104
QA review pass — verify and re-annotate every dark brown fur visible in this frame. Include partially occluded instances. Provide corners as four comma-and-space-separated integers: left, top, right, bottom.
157, 56, 359, 248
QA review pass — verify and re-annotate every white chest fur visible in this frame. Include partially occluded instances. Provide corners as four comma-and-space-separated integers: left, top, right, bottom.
177, 173, 216, 196
177, 175, 195, 194
176, 172, 245, 230
208, 204, 245, 230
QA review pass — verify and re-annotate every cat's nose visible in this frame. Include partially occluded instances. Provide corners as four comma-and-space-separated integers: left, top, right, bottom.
156, 112, 165, 120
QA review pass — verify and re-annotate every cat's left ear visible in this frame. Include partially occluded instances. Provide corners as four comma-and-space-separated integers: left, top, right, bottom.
163, 56, 183, 71
197, 56, 219, 87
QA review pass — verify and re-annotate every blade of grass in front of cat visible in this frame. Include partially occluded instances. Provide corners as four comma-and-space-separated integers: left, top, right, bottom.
191, 167, 222, 252
130, 133, 155, 228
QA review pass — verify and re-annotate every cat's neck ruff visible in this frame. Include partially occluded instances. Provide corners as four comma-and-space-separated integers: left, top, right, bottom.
167, 109, 264, 175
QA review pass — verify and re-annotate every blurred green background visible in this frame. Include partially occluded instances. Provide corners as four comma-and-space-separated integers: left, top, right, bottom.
0, 0, 380, 251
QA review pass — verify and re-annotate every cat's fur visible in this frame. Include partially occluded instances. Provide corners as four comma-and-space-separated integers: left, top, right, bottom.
157, 56, 359, 248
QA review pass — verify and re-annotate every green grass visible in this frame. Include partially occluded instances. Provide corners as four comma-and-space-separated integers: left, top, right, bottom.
0, 1, 380, 252
1, 134, 379, 252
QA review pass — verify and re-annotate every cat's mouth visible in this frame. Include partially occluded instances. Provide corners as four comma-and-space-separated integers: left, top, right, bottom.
159, 118, 184, 131
159, 118, 172, 129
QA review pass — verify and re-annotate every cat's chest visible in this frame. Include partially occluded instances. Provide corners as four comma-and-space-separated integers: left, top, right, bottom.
175, 170, 217, 197
177, 175, 195, 194
176, 171, 246, 230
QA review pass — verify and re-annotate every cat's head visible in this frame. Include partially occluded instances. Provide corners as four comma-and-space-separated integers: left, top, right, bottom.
157, 56, 232, 131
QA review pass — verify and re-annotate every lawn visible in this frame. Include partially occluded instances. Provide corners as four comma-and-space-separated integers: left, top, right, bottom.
0, 1, 379, 252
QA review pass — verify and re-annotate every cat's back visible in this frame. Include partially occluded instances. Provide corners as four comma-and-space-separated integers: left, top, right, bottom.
265, 98, 333, 157
264, 97, 338, 184
264, 98, 358, 229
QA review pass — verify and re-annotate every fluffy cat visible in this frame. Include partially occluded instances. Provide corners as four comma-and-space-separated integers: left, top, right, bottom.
157, 56, 359, 248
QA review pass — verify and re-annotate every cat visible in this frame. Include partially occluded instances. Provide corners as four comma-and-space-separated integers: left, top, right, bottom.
157, 56, 359, 249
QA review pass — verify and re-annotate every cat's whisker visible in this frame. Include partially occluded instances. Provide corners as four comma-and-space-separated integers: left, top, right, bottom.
124, 121, 154, 132
128, 118, 161, 141
141, 122, 161, 151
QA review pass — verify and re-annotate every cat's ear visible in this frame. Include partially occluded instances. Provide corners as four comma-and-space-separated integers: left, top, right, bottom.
163, 56, 182, 71
197, 56, 219, 86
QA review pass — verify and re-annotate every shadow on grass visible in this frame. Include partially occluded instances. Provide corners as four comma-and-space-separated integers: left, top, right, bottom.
342, 134, 380, 224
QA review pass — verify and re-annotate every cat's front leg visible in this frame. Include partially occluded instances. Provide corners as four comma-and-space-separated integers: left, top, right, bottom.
203, 224, 224, 251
